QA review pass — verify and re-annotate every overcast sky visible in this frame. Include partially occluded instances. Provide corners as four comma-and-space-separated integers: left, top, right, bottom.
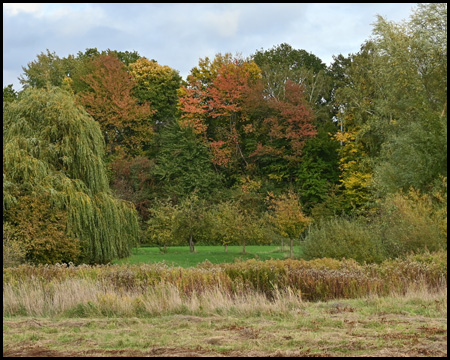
3, 3, 418, 91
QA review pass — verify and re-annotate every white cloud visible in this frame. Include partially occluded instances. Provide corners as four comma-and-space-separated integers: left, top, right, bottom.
3, 3, 43, 16
202, 9, 241, 38
47, 5, 107, 37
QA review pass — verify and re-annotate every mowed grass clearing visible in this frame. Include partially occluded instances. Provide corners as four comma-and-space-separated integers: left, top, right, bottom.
113, 245, 305, 267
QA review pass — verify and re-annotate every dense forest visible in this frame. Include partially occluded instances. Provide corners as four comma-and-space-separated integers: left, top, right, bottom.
3, 3, 447, 266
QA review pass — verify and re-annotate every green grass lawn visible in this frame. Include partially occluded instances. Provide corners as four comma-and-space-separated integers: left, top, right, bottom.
112, 244, 305, 267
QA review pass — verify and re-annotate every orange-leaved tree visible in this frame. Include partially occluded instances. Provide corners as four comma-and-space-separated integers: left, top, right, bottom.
178, 55, 261, 171
77, 54, 155, 158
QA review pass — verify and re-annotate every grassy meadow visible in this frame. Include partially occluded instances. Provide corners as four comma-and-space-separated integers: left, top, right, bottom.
112, 245, 304, 267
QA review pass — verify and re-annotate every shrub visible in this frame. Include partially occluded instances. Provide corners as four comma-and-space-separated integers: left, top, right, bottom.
5, 196, 82, 265
3, 222, 26, 268
378, 188, 447, 258
302, 216, 385, 263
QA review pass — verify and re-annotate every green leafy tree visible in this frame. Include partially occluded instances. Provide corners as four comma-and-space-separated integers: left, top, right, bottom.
3, 84, 18, 104
210, 200, 270, 253
130, 57, 182, 128
329, 43, 381, 214
3, 87, 139, 264
173, 194, 210, 253
209, 201, 243, 252
267, 190, 311, 258
146, 199, 178, 252
152, 120, 223, 201
331, 4, 447, 202
110, 49, 141, 66
146, 195, 211, 253
19, 49, 78, 89
370, 3, 447, 195
294, 120, 340, 210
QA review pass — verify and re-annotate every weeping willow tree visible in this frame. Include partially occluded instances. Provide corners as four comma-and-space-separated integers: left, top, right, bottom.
3, 87, 139, 264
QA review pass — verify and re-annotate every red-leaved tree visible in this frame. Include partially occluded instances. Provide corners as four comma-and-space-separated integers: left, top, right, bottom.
179, 59, 256, 169
251, 80, 317, 163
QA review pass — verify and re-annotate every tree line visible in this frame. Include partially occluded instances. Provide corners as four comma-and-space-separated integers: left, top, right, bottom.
3, 3, 447, 265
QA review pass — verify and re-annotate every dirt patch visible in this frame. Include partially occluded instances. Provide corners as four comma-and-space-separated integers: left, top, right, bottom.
3, 344, 77, 357
4, 342, 448, 357
3, 318, 106, 329
3, 345, 335, 357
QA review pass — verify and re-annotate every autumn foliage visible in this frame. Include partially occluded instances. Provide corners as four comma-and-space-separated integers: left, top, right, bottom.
179, 56, 317, 173
251, 81, 317, 162
77, 54, 155, 157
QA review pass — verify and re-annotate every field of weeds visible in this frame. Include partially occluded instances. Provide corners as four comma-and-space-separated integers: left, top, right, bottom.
3, 251, 447, 357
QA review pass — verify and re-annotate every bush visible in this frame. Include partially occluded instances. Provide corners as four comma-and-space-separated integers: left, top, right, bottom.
302, 216, 385, 263
5, 196, 82, 265
377, 189, 447, 258
208, 201, 273, 252
3, 222, 26, 268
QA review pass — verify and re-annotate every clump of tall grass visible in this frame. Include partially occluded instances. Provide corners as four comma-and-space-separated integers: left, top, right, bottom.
3, 279, 303, 318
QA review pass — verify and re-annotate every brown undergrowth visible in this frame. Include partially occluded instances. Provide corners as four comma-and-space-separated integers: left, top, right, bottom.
3, 251, 446, 318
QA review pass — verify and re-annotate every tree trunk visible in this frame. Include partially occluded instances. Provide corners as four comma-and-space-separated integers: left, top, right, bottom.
290, 238, 293, 259
242, 240, 246, 254
224, 244, 228, 253
189, 233, 195, 253
281, 238, 284, 252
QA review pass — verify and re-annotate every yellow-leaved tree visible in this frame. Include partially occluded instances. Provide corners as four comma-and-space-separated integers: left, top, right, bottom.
334, 125, 373, 213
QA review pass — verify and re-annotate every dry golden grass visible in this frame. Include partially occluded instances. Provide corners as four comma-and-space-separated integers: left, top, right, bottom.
3, 279, 305, 318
